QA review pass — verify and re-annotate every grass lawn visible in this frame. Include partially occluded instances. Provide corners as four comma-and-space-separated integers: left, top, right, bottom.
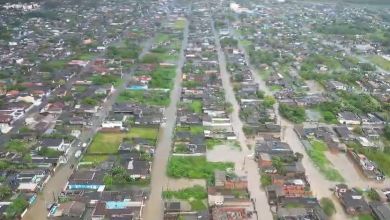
174, 19, 186, 30
87, 132, 123, 154
127, 127, 159, 140
240, 39, 252, 49
206, 139, 224, 150
190, 100, 203, 113
307, 138, 345, 182
167, 156, 234, 182
358, 214, 374, 220
176, 125, 204, 135
88, 128, 158, 154
81, 155, 108, 164
368, 55, 390, 71
155, 34, 170, 44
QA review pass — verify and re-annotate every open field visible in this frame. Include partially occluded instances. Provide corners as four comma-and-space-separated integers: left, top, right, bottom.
87, 127, 158, 154
368, 55, 390, 71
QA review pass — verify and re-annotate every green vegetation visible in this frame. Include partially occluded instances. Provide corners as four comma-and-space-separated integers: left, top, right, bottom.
260, 175, 272, 187
249, 49, 279, 66
6, 140, 29, 155
167, 156, 233, 182
40, 60, 67, 72
367, 188, 381, 201
106, 43, 140, 59
347, 141, 390, 176
368, 55, 390, 71
149, 67, 176, 89
385, 124, 390, 141
307, 138, 344, 182
263, 95, 276, 108
38, 147, 62, 157
338, 91, 381, 113
5, 197, 28, 219
88, 132, 122, 154
0, 186, 12, 200
174, 19, 186, 30
315, 22, 374, 35
320, 198, 336, 217
81, 155, 108, 164
279, 104, 306, 123
118, 90, 170, 106
141, 53, 162, 64
358, 214, 374, 220
176, 126, 204, 135
88, 128, 158, 154
103, 166, 150, 189
315, 102, 341, 124
163, 185, 207, 211
206, 139, 224, 150
220, 37, 238, 48
128, 127, 159, 140
190, 100, 203, 113
92, 75, 121, 86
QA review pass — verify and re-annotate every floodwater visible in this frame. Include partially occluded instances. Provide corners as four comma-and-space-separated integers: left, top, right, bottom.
142, 20, 189, 220
213, 21, 274, 220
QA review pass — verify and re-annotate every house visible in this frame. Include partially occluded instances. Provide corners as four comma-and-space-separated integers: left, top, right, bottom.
214, 171, 247, 190
49, 201, 86, 219
338, 112, 360, 125
40, 138, 66, 152
0, 114, 13, 133
66, 170, 105, 191
91, 200, 143, 220
102, 114, 127, 129
335, 184, 371, 215
369, 202, 390, 220
125, 159, 151, 179
327, 80, 347, 91
334, 126, 354, 141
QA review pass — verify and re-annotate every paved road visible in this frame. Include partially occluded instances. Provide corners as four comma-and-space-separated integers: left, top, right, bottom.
142, 19, 189, 220
212, 20, 274, 220
22, 37, 155, 220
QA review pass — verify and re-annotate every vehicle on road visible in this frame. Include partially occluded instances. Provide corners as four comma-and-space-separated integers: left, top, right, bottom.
74, 150, 82, 158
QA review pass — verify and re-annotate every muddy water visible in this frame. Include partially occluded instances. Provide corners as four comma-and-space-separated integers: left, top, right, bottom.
213, 21, 274, 220
142, 20, 189, 220
230, 27, 352, 220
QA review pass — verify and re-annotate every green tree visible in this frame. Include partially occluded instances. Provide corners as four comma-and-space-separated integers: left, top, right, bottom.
0, 186, 12, 200
320, 197, 336, 217
263, 96, 276, 108
5, 197, 28, 218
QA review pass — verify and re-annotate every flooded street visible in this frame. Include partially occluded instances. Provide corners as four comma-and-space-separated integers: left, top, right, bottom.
231, 27, 352, 219
213, 21, 274, 220
22, 37, 156, 220
142, 19, 189, 220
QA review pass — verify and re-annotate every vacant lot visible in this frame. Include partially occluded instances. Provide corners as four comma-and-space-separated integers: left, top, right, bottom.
167, 156, 234, 182
87, 127, 158, 154
368, 55, 390, 71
